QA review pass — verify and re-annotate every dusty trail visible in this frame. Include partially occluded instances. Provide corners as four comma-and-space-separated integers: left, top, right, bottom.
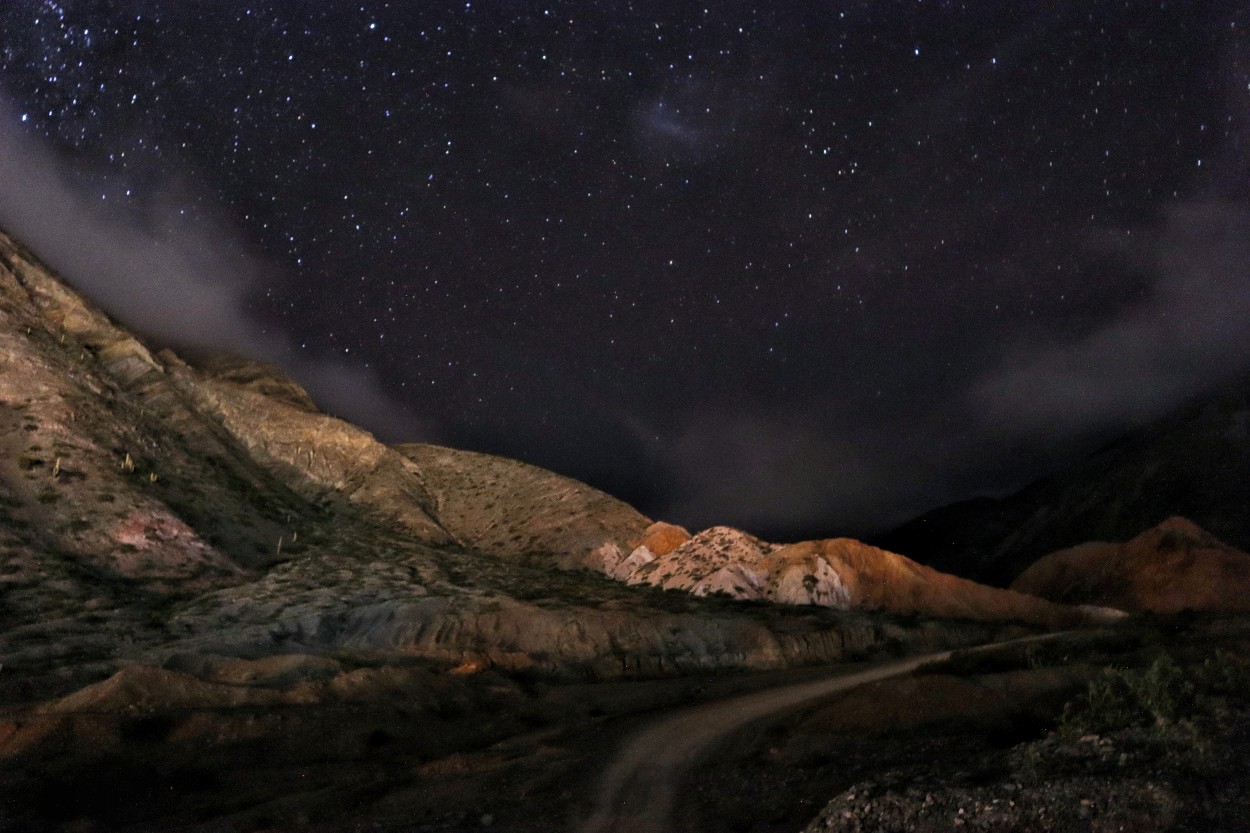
578, 636, 1060, 833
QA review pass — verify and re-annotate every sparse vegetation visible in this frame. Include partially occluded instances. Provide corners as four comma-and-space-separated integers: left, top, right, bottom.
1057, 649, 1249, 739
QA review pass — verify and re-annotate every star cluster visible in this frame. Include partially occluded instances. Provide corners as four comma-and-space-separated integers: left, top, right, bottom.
1, 1, 1246, 538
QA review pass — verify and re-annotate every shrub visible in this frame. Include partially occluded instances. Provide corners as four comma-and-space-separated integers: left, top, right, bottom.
1058, 654, 1194, 736
1008, 651, 1250, 782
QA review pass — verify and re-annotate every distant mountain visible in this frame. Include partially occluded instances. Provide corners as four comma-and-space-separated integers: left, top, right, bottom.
1010, 517, 1250, 614
876, 395, 1250, 586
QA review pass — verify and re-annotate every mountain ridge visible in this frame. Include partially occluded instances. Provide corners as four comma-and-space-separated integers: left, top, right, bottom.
5, 224, 1104, 723
0, 225, 1109, 645
875, 392, 1250, 586
1010, 516, 1250, 613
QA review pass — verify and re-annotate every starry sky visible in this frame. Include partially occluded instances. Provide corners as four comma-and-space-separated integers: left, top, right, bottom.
1, 1, 1248, 541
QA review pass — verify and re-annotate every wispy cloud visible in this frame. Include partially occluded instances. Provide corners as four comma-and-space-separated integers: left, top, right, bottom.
969, 200, 1250, 439
0, 98, 432, 442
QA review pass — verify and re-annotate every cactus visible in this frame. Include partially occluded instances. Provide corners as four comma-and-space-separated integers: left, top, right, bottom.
52, 457, 61, 478
122, 453, 135, 473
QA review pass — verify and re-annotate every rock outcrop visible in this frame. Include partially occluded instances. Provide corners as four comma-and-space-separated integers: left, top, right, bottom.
604, 525, 1118, 628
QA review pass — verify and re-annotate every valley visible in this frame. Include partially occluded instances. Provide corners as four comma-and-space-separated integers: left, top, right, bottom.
1, 225, 1249, 832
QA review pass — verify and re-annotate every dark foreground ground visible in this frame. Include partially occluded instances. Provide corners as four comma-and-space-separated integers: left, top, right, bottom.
2, 614, 1248, 833
677, 614, 1250, 833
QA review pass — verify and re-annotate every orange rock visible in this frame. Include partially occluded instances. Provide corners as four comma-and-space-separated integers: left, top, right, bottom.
639, 521, 692, 557
608, 522, 1100, 628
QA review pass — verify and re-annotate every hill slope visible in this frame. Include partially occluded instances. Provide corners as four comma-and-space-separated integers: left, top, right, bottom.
3, 225, 1069, 707
876, 395, 1250, 586
1010, 517, 1250, 613
394, 442, 650, 570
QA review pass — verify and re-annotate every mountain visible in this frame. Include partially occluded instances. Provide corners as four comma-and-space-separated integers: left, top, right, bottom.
0, 225, 1158, 832
1, 226, 871, 697
876, 395, 1250, 586
0, 225, 1105, 653
1010, 517, 1250, 613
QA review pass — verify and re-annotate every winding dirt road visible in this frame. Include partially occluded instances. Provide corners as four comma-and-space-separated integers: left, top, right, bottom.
578, 638, 1058, 833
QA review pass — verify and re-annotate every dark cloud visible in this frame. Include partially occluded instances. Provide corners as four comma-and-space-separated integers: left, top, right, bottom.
0, 99, 433, 443
969, 200, 1250, 441
639, 201, 1250, 541
644, 411, 904, 540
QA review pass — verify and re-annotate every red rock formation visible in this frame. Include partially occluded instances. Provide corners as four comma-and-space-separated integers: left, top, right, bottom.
1010, 517, 1250, 613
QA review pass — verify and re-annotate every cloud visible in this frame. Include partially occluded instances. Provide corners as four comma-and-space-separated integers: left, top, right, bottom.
969, 200, 1250, 439
655, 199, 1250, 538
650, 410, 912, 540
0, 99, 432, 443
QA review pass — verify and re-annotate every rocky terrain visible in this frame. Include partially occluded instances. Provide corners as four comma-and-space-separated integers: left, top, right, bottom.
877, 392, 1250, 586
661, 619, 1250, 833
604, 524, 1114, 629
795, 620, 1250, 833
0, 225, 1116, 831
2, 225, 1247, 833
0, 223, 1104, 694
1010, 517, 1250, 614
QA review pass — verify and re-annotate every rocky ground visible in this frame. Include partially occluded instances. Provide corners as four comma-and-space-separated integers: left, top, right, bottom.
669, 616, 1250, 833
0, 648, 939, 833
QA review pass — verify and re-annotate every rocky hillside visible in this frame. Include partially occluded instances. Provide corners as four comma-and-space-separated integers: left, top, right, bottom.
394, 442, 649, 570
605, 524, 1119, 629
4, 224, 1080, 710
876, 393, 1250, 586
0, 224, 1180, 833
1010, 517, 1250, 614
4, 227, 899, 696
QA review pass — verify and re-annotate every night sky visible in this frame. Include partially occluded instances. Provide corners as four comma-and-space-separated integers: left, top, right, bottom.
1, 1, 1248, 540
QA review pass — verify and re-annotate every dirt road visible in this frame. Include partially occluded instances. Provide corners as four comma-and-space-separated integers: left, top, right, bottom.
577, 639, 1056, 833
